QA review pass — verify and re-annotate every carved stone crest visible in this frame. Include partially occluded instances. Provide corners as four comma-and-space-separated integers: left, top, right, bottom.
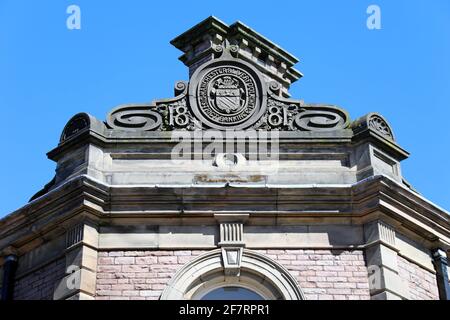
200, 67, 256, 126
190, 61, 266, 130
211, 76, 244, 114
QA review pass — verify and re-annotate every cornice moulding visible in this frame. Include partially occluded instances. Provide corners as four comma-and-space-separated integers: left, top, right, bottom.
0, 175, 448, 258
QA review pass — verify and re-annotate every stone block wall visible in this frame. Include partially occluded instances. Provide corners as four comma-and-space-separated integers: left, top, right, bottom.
96, 250, 207, 300
13, 257, 66, 300
254, 249, 370, 300
95, 249, 371, 300
397, 255, 439, 300
8, 249, 442, 300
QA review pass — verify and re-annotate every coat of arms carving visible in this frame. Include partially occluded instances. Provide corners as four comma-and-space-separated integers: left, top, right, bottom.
211, 76, 244, 114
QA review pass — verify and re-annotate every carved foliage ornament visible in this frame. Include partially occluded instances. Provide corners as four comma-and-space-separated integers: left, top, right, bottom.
106, 44, 349, 132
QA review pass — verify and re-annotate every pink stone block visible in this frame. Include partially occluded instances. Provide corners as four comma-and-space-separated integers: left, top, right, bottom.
136, 256, 158, 265
158, 256, 178, 264
115, 257, 135, 265
174, 251, 192, 256
98, 265, 122, 273
122, 265, 149, 273
98, 257, 115, 265
108, 251, 124, 257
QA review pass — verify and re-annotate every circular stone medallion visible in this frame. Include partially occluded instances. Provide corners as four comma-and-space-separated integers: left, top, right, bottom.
189, 61, 266, 130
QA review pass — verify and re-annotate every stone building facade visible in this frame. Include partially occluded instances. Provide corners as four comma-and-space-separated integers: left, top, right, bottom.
0, 17, 449, 300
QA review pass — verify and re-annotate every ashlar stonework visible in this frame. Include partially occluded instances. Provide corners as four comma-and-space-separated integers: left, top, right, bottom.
0, 16, 449, 300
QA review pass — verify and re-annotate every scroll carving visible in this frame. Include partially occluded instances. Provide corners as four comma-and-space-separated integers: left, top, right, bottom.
294, 107, 349, 131
107, 106, 162, 131
106, 81, 201, 131
105, 61, 350, 132
255, 81, 350, 131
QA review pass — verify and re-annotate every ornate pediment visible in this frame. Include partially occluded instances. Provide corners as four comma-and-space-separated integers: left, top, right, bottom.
106, 17, 350, 132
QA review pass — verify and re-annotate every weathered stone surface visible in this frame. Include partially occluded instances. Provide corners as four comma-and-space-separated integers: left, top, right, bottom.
96, 249, 369, 300
0, 16, 448, 301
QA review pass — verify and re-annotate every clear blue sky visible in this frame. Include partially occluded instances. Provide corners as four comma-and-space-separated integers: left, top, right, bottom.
0, 0, 449, 217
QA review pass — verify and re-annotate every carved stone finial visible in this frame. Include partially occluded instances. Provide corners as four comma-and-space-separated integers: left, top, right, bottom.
351, 113, 395, 141
60, 113, 106, 144
368, 115, 394, 140
60, 113, 90, 143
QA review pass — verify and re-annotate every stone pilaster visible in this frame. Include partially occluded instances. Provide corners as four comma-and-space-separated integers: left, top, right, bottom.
53, 222, 98, 300
364, 220, 409, 300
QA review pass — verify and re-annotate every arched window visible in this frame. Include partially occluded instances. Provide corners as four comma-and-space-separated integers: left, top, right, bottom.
200, 286, 264, 300
160, 249, 304, 300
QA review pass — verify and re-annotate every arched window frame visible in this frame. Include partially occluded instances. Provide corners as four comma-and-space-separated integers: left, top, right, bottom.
160, 249, 305, 300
